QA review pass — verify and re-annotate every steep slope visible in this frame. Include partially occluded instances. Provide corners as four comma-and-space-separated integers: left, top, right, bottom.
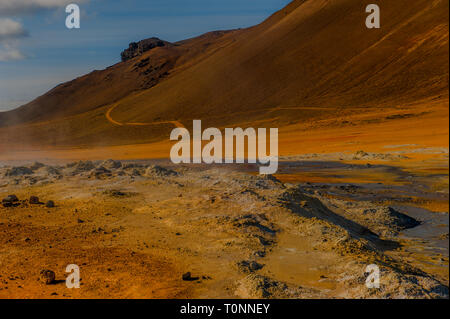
0, 31, 234, 127
0, 0, 448, 149
109, 0, 447, 127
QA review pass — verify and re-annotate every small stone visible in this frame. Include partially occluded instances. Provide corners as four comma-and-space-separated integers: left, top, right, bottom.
2, 195, 19, 207
237, 260, 264, 273
6, 195, 18, 202
45, 201, 55, 208
39, 270, 56, 285
182, 272, 192, 281
29, 196, 40, 204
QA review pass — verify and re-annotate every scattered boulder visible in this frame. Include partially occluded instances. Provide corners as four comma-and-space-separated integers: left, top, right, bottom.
105, 190, 126, 197
29, 196, 40, 205
2, 194, 19, 207
4, 194, 18, 202
237, 260, 264, 273
182, 272, 199, 281
39, 270, 56, 285
45, 200, 55, 208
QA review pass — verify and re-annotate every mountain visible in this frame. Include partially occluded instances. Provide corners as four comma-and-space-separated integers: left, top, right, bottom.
0, 0, 448, 150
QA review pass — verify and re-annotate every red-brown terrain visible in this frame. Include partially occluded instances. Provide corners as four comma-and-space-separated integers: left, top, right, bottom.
0, 0, 447, 155
0, 0, 448, 299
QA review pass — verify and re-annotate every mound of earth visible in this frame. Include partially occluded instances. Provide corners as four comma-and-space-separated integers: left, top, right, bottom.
0, 0, 447, 148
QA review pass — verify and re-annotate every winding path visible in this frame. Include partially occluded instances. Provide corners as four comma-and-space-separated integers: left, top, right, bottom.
105, 102, 184, 128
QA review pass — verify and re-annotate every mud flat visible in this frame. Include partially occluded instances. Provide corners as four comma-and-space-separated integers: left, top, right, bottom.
0, 160, 448, 299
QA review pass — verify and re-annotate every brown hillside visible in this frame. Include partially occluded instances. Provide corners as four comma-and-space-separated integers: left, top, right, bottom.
0, 0, 448, 150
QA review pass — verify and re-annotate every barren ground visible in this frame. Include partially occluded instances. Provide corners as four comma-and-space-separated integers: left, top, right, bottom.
0, 155, 448, 299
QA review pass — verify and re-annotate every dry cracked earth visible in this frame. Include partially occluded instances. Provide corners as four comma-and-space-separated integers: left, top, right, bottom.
0, 160, 448, 299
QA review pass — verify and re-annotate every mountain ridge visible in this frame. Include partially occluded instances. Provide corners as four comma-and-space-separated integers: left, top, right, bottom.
0, 0, 448, 149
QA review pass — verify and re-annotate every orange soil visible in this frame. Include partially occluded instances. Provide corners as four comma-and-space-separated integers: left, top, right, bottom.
1, 101, 447, 166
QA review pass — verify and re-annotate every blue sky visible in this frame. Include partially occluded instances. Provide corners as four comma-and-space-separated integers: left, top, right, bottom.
0, 0, 290, 111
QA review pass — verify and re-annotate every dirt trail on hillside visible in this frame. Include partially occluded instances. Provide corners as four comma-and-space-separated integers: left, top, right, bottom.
105, 101, 184, 129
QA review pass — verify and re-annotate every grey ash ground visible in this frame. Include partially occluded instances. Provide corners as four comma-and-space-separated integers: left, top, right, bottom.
0, 160, 448, 298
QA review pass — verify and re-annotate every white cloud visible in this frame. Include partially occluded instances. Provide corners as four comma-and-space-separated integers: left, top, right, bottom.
0, 45, 25, 61
0, 0, 88, 15
0, 18, 28, 41
0, 18, 27, 61
0, 0, 89, 62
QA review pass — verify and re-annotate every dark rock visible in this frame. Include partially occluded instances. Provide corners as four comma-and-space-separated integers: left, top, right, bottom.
182, 272, 199, 281
121, 38, 171, 62
104, 190, 126, 197
2, 194, 19, 207
4, 194, 18, 202
29, 196, 40, 205
237, 260, 264, 273
39, 270, 56, 285
45, 200, 55, 208
254, 251, 266, 258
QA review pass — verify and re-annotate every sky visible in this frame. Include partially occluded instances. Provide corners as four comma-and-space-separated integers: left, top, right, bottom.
0, 0, 290, 111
